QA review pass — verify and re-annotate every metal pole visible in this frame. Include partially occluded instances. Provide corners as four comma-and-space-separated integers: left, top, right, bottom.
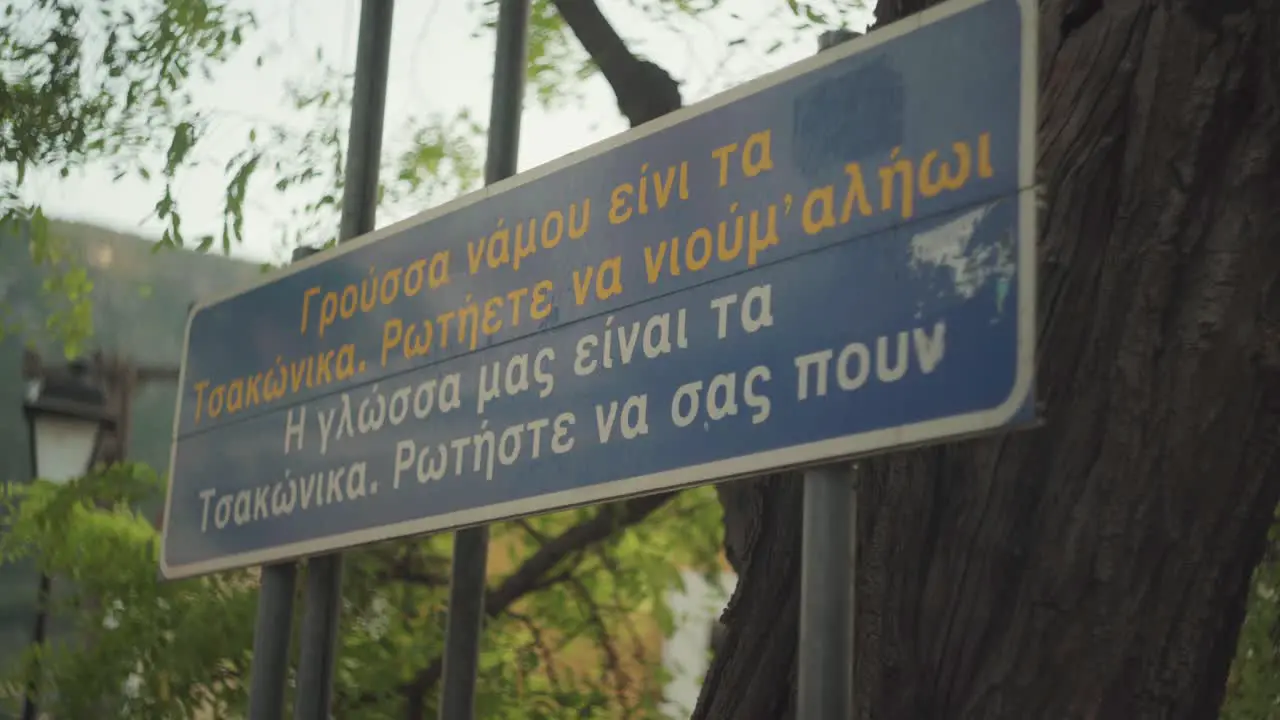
293, 3, 394, 719
243, 252, 326, 720
20, 405, 46, 720
479, 0, 530, 187
796, 32, 861, 720
798, 465, 854, 720
246, 563, 298, 720
19, 575, 51, 720
437, 2, 529, 718
20, 378, 42, 720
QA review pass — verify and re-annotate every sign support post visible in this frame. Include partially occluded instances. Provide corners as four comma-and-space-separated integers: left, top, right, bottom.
437, 0, 530, 717
292, 2, 395, 719
245, 243, 325, 720
798, 464, 856, 720
246, 562, 297, 720
795, 28, 862, 720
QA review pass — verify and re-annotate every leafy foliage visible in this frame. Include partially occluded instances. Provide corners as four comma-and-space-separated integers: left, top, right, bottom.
246, 60, 485, 256
0, 464, 258, 719
0, 0, 255, 356
0, 465, 724, 718
1221, 505, 1280, 720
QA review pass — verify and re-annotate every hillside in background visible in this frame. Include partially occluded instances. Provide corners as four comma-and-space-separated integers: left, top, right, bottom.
0, 220, 264, 479
0, 219, 264, 681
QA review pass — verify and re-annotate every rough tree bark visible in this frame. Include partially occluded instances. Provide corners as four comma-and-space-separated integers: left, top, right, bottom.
693, 0, 1280, 718
555, 0, 1279, 716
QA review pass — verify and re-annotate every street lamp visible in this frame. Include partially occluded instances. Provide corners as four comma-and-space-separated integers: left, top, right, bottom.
20, 358, 115, 720
23, 359, 114, 484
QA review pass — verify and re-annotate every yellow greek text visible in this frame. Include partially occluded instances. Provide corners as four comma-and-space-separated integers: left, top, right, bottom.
300, 251, 451, 338
571, 257, 624, 306
467, 199, 592, 276
188, 343, 363, 425
376, 280, 559, 364
643, 199, 779, 284
608, 161, 690, 226
711, 129, 774, 188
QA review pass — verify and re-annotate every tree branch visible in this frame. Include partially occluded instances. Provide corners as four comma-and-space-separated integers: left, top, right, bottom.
551, 0, 683, 126
355, 492, 677, 717
564, 572, 631, 711
368, 545, 451, 588
506, 610, 564, 692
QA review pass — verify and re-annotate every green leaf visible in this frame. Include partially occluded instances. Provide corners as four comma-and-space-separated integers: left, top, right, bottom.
165, 121, 197, 177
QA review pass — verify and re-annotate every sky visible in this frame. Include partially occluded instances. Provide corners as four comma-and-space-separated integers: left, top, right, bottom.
25, 0, 874, 263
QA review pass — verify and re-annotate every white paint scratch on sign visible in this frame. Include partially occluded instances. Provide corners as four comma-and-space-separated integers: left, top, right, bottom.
908, 203, 1015, 303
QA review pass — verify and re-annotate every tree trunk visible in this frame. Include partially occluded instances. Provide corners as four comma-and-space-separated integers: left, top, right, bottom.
694, 0, 1280, 718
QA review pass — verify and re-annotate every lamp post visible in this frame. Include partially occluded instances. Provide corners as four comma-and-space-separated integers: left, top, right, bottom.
19, 358, 115, 720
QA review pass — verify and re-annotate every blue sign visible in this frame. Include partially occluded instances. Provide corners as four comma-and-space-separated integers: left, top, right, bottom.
161, 0, 1038, 579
